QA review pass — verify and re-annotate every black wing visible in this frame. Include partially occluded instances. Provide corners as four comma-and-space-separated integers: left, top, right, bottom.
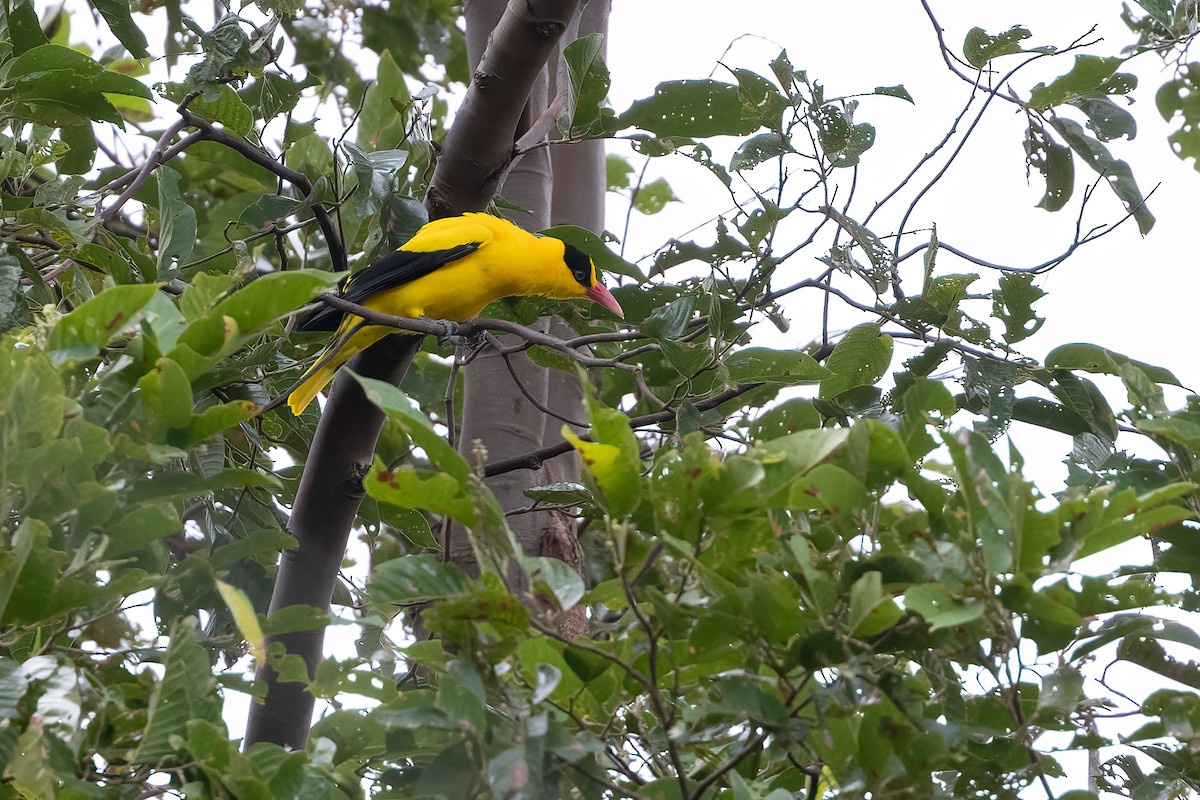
298, 242, 482, 331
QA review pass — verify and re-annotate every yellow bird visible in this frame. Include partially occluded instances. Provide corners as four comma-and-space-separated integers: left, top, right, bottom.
286, 213, 624, 415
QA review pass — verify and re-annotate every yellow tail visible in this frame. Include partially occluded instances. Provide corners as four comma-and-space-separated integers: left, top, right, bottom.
286, 324, 392, 415
287, 360, 339, 415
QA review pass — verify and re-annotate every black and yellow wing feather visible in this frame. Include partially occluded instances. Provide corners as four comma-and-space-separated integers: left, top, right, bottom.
298, 243, 481, 332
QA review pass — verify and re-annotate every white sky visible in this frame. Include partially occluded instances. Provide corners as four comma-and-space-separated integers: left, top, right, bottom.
607, 0, 1198, 384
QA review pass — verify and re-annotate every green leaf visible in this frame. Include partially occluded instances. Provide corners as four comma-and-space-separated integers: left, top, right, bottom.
561, 32, 611, 134
138, 357, 193, 432
531, 557, 585, 610
368, 554, 470, 607
1135, 0, 1174, 26
2, 347, 67, 450
993, 273, 1046, 344
819, 324, 893, 400
351, 375, 472, 483
165, 83, 253, 136
1045, 371, 1117, 443
367, 461, 478, 526
175, 270, 338, 371
186, 400, 257, 445
64, 242, 141, 284
962, 26, 1031, 68
811, 104, 875, 166
730, 132, 794, 171
1025, 121, 1075, 211
524, 482, 596, 509
873, 84, 914, 102
1076, 500, 1191, 560
1045, 343, 1180, 386
606, 154, 634, 190
1156, 64, 1200, 170
633, 177, 677, 215
620, 79, 764, 137
48, 283, 159, 359
250, 72, 320, 121
640, 294, 697, 339
378, 507, 437, 549
1072, 615, 1200, 661
725, 347, 830, 385
210, 528, 296, 570
136, 618, 224, 762
731, 67, 790, 131
1029, 56, 1123, 109
849, 572, 904, 638
963, 352, 1023, 438
904, 584, 985, 631
238, 194, 302, 229
1117, 635, 1200, 690
752, 428, 849, 475
156, 165, 197, 275
7, 45, 152, 99
1049, 117, 1154, 234
87, 0, 149, 57
5, 45, 149, 126
344, 141, 408, 218
56, 124, 98, 175
824, 209, 893, 286
0, 519, 43, 622
109, 504, 180, 555
1068, 95, 1137, 142
4, 1, 49, 57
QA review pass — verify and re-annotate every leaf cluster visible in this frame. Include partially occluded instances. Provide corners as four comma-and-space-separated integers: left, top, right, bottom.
1, 1, 1199, 798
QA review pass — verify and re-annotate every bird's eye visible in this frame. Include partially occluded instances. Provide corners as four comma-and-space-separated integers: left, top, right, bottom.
574, 270, 587, 282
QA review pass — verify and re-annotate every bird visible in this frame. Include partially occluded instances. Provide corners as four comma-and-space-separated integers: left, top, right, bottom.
285, 212, 624, 415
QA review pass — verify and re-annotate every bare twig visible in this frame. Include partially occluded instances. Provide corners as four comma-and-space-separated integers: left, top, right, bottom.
179, 109, 347, 270
310, 293, 635, 371
482, 384, 760, 476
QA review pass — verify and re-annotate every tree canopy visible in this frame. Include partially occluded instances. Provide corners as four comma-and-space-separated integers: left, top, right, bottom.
1, 0, 1200, 798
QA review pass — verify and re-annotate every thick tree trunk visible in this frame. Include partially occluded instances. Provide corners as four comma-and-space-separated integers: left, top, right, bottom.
245, 0, 588, 749
448, 0, 608, 638
246, 337, 420, 749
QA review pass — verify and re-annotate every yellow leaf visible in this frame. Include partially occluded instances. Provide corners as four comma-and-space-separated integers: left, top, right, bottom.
216, 580, 265, 664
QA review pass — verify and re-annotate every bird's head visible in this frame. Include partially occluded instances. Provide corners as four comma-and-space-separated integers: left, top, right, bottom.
561, 243, 624, 318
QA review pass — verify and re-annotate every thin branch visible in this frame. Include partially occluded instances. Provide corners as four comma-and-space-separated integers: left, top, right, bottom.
99, 126, 202, 224
482, 384, 760, 476
894, 181, 1158, 274
513, 90, 569, 154
619, 568, 689, 797
179, 109, 347, 270
309, 293, 635, 371
492, 335, 590, 427
687, 730, 768, 800
558, 759, 651, 800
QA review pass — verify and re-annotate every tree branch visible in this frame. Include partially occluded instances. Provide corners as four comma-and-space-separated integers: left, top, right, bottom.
178, 109, 347, 271
425, 0, 584, 218
482, 384, 761, 476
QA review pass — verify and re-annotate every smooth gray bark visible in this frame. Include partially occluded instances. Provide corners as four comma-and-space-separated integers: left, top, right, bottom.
245, 0, 586, 749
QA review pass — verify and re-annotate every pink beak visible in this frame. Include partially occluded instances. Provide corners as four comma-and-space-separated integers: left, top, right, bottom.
587, 283, 624, 318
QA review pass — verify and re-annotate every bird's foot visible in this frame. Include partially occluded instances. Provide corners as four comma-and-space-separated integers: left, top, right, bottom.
431, 318, 458, 348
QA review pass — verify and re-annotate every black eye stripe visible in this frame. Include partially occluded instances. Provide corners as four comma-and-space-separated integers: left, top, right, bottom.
563, 243, 593, 289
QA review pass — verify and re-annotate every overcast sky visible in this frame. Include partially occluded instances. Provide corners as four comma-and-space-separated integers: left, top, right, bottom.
606, 0, 1199, 393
